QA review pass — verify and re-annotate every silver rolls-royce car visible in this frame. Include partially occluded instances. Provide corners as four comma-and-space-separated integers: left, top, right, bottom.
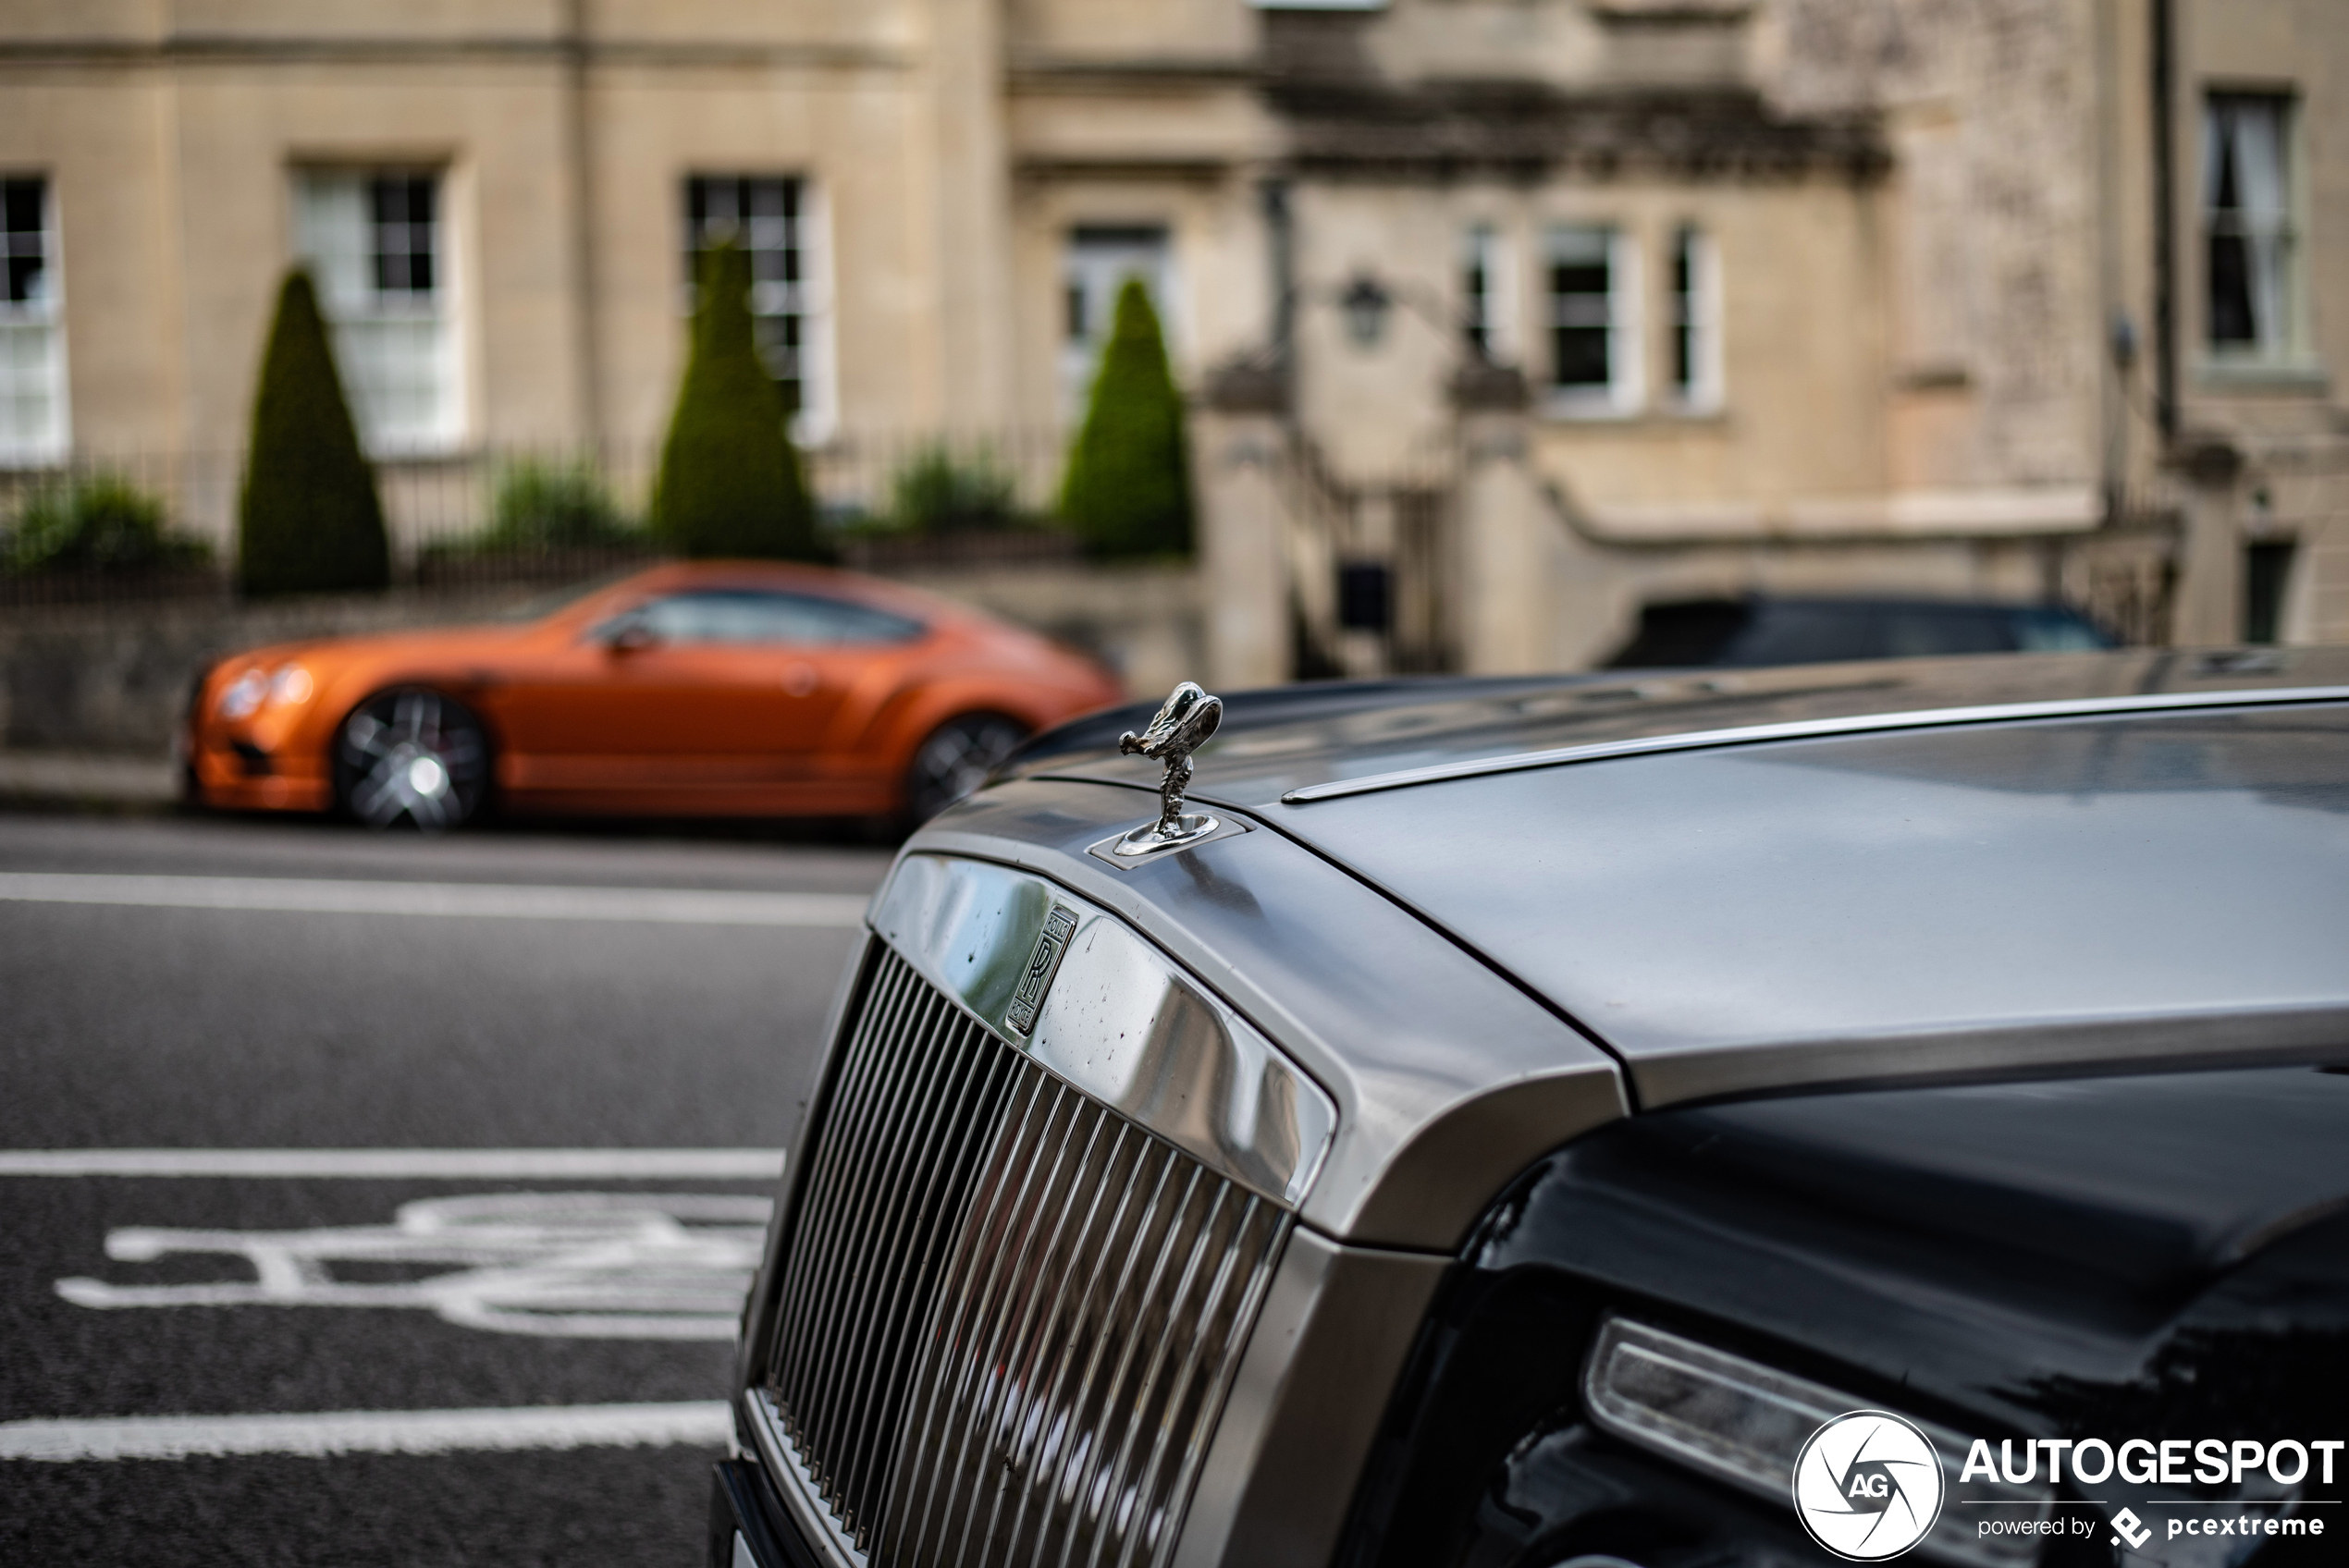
713, 649, 2349, 1568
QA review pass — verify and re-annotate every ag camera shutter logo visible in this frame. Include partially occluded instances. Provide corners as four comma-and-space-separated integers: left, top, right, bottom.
1792, 1410, 1946, 1560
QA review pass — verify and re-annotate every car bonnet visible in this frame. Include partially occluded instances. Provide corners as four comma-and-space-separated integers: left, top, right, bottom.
1011, 650, 2349, 1109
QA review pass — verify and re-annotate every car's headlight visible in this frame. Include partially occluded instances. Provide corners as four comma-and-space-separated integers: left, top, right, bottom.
269, 665, 314, 706
216, 670, 268, 721
1583, 1316, 2048, 1566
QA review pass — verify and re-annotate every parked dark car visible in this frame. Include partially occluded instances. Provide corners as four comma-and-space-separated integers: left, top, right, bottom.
1605, 594, 2114, 668
715, 648, 2349, 1568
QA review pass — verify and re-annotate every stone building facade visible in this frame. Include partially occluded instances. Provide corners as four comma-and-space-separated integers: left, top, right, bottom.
1, 0, 2343, 679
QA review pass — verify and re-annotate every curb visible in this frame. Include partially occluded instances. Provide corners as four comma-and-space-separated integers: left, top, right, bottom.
0, 752, 182, 814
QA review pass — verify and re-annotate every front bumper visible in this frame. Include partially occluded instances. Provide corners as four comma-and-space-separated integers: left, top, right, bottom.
185, 726, 332, 812
709, 1458, 826, 1568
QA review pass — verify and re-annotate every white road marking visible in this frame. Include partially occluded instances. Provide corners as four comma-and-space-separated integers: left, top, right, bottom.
0, 872, 869, 927
0, 1147, 785, 1179
58, 1191, 770, 1340
0, 1402, 732, 1462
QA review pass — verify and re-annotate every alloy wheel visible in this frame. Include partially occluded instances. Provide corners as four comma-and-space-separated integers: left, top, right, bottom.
905, 714, 1028, 824
336, 689, 490, 830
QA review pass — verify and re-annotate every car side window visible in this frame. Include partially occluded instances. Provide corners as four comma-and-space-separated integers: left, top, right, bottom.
1729, 604, 1884, 666
1881, 608, 2008, 659
601, 590, 923, 646
2010, 606, 2111, 652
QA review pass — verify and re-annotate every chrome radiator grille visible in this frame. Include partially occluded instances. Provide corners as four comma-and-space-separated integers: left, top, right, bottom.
765, 947, 1292, 1568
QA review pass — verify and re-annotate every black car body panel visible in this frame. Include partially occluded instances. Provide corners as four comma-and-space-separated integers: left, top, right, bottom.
713, 1457, 830, 1568
1339, 1065, 2349, 1568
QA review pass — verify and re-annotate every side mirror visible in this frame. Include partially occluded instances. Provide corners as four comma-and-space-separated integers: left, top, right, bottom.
602, 620, 658, 655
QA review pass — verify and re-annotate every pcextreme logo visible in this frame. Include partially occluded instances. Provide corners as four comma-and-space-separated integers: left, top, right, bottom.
1792, 1411, 1946, 1561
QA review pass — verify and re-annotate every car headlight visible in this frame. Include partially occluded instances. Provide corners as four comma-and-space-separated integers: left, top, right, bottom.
1583, 1316, 2048, 1566
270, 665, 314, 706
216, 670, 268, 721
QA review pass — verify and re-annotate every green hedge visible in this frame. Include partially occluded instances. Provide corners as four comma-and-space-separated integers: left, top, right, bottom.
483, 459, 636, 550
1059, 279, 1194, 558
238, 268, 389, 595
884, 444, 1022, 534
651, 240, 823, 560
4, 473, 209, 575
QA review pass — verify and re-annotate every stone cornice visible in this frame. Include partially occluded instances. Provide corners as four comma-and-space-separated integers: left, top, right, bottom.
1272, 83, 1888, 182
1013, 156, 1236, 184
1004, 54, 1261, 92
0, 35, 913, 71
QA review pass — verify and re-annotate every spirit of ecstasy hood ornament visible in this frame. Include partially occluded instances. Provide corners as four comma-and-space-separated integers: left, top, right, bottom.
1113, 680, 1224, 856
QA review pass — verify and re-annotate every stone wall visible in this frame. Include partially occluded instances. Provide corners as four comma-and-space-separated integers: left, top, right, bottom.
0, 585, 559, 755
1765, 0, 2107, 493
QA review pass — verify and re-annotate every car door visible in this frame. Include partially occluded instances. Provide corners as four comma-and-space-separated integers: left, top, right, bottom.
739, 591, 930, 767
487, 588, 920, 799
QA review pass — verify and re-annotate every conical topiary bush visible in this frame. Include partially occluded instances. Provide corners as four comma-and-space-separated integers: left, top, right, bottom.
239, 268, 389, 595
651, 239, 822, 560
1060, 278, 1193, 558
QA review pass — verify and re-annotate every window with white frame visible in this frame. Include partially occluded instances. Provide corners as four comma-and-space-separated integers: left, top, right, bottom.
0, 176, 68, 463
1461, 224, 1512, 361
2203, 92, 2300, 361
684, 176, 831, 442
1667, 224, 1722, 410
293, 169, 461, 455
1063, 227, 1172, 418
1546, 225, 1640, 412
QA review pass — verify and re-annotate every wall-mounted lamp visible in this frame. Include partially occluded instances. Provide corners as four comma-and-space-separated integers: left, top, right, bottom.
1338, 274, 1393, 349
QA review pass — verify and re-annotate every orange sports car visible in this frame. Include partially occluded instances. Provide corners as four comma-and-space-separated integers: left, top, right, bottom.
183, 560, 1125, 828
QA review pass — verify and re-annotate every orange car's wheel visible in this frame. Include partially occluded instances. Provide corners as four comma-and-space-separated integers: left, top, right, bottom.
334, 688, 491, 831
904, 713, 1029, 825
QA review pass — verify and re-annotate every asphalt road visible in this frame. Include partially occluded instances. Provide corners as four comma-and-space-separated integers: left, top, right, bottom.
0, 809, 892, 1566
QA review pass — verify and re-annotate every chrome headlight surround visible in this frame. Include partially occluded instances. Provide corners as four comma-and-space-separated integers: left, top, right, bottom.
1581, 1316, 2050, 1568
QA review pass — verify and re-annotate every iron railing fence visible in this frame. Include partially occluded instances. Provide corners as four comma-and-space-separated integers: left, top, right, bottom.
3, 434, 2185, 658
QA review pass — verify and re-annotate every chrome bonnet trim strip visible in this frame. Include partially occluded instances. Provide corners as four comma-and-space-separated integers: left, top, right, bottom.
870, 853, 1336, 1209
1278, 685, 2349, 803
